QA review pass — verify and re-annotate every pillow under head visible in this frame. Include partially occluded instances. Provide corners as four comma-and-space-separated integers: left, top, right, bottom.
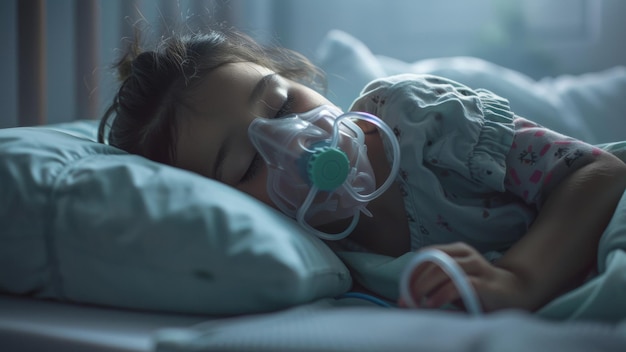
0, 123, 351, 315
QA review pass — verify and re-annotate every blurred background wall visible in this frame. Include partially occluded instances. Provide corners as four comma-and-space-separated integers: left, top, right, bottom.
0, 0, 624, 128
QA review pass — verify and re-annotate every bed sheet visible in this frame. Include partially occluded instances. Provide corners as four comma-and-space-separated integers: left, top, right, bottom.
0, 294, 207, 352
3, 293, 626, 352
154, 298, 626, 352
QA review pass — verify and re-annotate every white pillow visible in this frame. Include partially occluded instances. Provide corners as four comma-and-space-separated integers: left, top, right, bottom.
315, 30, 626, 144
315, 29, 386, 112
0, 122, 351, 315
536, 67, 626, 144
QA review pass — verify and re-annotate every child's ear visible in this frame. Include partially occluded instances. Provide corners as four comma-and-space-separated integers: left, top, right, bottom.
355, 119, 378, 134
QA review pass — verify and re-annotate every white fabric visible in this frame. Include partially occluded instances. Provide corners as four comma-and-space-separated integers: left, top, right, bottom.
315, 30, 626, 145
154, 298, 626, 352
0, 294, 206, 352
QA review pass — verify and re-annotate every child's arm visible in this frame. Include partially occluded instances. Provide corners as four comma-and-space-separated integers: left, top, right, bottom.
494, 150, 626, 311
403, 150, 626, 312
494, 118, 626, 310
403, 133, 626, 313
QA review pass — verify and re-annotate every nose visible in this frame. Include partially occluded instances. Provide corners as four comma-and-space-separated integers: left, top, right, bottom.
250, 114, 352, 190
248, 115, 316, 169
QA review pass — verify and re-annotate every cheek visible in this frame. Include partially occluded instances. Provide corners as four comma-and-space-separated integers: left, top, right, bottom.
235, 167, 275, 209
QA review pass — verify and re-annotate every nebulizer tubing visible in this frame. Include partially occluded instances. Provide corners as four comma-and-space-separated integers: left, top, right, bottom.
330, 112, 401, 202
399, 249, 483, 316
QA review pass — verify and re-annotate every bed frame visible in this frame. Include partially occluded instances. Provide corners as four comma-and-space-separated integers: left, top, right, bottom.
14, 0, 232, 127
17, 0, 100, 126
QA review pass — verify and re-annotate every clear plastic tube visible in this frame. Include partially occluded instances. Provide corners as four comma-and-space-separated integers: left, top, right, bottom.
399, 249, 483, 316
296, 184, 361, 240
332, 112, 401, 202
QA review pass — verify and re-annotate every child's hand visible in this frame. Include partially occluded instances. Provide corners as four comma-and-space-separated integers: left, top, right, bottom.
399, 242, 529, 312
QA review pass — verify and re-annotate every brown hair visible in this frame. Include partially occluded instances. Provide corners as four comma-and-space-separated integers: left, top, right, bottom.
98, 25, 325, 165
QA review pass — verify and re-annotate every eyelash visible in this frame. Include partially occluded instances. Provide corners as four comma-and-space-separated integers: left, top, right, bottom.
240, 152, 263, 184
274, 94, 294, 118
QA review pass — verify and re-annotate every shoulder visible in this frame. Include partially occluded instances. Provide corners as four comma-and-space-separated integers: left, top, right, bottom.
358, 73, 462, 95
349, 73, 477, 114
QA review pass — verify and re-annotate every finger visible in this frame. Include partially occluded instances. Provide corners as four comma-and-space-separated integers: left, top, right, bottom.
409, 250, 467, 280
410, 262, 452, 300
423, 242, 474, 257
409, 243, 472, 280
408, 261, 433, 281
452, 255, 486, 276
418, 244, 488, 277
406, 244, 481, 307
424, 279, 461, 309
405, 262, 434, 306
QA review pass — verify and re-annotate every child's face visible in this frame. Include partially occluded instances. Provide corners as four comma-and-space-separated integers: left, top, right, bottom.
175, 62, 336, 209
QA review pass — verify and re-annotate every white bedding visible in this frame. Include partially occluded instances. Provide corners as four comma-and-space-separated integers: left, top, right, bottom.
315, 30, 626, 145
3, 294, 626, 352
154, 299, 626, 352
0, 295, 626, 352
0, 294, 206, 352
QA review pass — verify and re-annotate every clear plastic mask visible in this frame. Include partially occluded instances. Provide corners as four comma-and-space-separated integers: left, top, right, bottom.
248, 105, 400, 240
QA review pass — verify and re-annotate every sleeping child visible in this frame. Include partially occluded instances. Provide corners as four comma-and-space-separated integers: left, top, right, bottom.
98, 26, 626, 313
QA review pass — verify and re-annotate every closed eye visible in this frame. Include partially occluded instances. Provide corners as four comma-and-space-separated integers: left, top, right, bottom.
274, 94, 294, 119
239, 152, 263, 184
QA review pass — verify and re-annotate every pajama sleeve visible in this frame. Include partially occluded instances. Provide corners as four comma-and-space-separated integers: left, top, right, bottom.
504, 117, 603, 207
350, 74, 516, 192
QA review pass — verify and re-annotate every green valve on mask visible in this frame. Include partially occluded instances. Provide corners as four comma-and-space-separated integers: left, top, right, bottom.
307, 146, 350, 191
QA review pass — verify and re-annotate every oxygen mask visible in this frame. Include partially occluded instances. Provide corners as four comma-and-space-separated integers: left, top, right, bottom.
248, 105, 400, 240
